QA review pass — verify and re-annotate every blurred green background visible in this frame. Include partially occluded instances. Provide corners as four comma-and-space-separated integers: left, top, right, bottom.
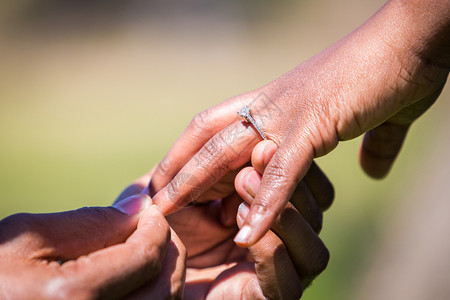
0, 0, 449, 299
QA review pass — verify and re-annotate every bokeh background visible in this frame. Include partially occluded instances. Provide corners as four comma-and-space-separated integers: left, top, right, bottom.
1, 0, 449, 299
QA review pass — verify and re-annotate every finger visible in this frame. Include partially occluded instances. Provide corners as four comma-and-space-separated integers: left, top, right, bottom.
149, 95, 254, 197
360, 84, 444, 179
359, 122, 410, 179
234, 140, 314, 247
238, 190, 328, 280
251, 141, 333, 213
153, 120, 261, 215
237, 203, 303, 300
287, 180, 323, 234
195, 169, 242, 203
220, 192, 243, 227
251, 140, 278, 174
115, 168, 155, 204
270, 204, 328, 283
0, 194, 150, 260
302, 162, 334, 211
56, 204, 171, 299
250, 140, 330, 230
125, 229, 187, 300
236, 167, 323, 234
250, 140, 334, 233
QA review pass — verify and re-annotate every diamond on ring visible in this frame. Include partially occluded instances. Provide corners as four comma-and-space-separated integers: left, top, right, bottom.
237, 105, 267, 140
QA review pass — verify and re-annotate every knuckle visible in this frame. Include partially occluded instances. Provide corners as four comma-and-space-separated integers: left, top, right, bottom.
198, 135, 231, 174
190, 110, 213, 134
264, 159, 298, 186
166, 172, 202, 203
252, 200, 273, 216
156, 156, 172, 178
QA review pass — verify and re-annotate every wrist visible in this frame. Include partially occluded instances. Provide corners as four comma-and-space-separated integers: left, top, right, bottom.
388, 0, 450, 68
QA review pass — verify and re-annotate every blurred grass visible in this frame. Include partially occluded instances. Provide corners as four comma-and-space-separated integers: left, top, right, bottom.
0, 0, 449, 299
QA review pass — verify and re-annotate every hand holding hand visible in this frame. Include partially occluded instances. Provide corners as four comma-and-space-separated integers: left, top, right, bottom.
0, 194, 185, 299
180, 140, 332, 299
149, 0, 449, 246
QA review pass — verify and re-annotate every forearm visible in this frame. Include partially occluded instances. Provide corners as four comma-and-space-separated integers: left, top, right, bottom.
263, 0, 448, 142
391, 0, 450, 68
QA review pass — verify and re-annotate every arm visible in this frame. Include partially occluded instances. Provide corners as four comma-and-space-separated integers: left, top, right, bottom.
149, 0, 449, 247
0, 194, 185, 299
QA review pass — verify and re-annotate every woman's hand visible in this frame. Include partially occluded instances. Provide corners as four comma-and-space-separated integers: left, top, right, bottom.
0, 194, 186, 299
149, 0, 449, 246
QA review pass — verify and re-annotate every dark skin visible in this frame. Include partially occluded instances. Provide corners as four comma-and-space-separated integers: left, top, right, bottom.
0, 194, 186, 300
148, 0, 450, 246
0, 134, 331, 300
118, 143, 333, 299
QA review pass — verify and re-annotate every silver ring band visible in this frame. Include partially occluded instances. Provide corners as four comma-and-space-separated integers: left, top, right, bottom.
237, 105, 267, 140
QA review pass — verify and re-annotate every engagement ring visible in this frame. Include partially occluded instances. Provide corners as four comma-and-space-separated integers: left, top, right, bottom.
237, 105, 267, 140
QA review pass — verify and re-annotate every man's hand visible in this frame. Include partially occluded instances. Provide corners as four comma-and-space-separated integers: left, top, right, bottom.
180, 142, 332, 299
0, 194, 185, 299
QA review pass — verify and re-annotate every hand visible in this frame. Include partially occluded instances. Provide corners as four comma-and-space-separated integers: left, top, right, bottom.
0, 194, 185, 299
149, 0, 449, 246
122, 143, 332, 298
179, 141, 333, 299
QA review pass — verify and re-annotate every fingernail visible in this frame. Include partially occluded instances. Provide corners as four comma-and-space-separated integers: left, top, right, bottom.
245, 171, 261, 198
238, 202, 250, 220
113, 194, 150, 215
234, 225, 252, 246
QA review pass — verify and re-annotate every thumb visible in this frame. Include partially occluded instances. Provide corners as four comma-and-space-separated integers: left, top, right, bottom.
2, 194, 151, 260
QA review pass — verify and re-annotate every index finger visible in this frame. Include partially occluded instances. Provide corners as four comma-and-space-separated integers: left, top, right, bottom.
153, 120, 260, 215
149, 96, 253, 196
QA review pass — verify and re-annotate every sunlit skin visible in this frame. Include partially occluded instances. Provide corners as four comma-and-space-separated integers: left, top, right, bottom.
119, 143, 333, 299
148, 0, 450, 246
0, 194, 186, 299
0, 129, 331, 299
